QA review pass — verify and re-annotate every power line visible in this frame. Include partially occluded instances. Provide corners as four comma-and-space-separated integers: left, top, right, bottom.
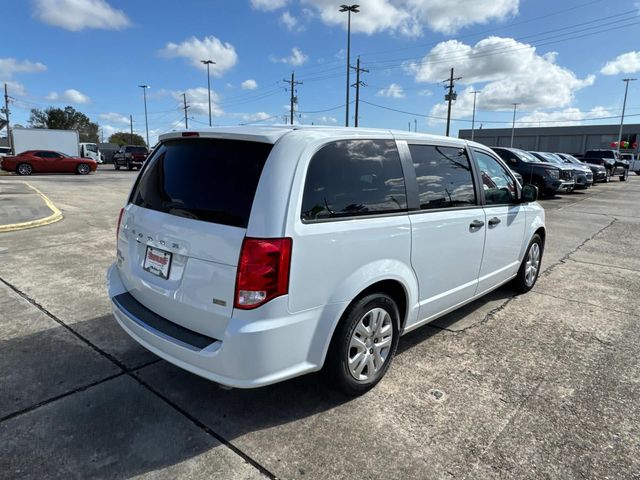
360, 99, 640, 125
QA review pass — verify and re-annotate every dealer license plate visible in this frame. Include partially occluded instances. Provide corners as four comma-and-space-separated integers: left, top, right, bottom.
143, 246, 172, 279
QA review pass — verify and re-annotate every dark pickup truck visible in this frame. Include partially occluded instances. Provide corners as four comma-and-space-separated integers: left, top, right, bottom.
113, 145, 149, 171
581, 149, 630, 182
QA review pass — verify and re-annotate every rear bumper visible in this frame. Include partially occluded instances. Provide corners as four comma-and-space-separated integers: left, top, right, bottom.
107, 263, 341, 388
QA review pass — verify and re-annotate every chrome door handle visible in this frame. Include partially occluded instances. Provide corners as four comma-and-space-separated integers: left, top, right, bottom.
488, 217, 501, 227
470, 219, 485, 230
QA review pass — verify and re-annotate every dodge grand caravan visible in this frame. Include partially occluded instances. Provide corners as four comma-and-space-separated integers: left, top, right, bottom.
107, 126, 545, 395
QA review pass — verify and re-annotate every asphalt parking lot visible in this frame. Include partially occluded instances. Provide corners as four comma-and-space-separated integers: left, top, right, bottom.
1, 168, 639, 479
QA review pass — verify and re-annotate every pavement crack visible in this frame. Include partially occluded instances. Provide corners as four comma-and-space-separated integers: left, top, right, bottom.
568, 258, 640, 274
0, 372, 125, 424
541, 217, 617, 278
0, 275, 277, 479
532, 291, 639, 319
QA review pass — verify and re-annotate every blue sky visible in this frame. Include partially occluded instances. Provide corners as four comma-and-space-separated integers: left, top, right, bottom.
2, 0, 640, 145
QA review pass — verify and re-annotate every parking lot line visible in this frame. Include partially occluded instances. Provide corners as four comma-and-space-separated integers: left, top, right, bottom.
0, 181, 63, 233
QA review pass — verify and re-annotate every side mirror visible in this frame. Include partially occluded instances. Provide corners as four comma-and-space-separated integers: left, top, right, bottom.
521, 184, 538, 203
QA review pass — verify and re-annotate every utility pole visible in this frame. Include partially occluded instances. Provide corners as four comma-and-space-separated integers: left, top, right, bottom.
3, 83, 12, 153
129, 115, 133, 144
470, 90, 480, 141
182, 93, 190, 129
617, 78, 636, 152
510, 103, 520, 148
414, 119, 417, 132
351, 56, 368, 127
443, 68, 462, 137
138, 85, 150, 147
201, 60, 215, 127
340, 4, 360, 127
283, 71, 302, 125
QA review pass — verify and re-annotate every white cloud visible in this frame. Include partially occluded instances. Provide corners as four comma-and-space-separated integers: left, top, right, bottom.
601, 51, 640, 75
243, 112, 273, 123
176, 88, 223, 117
407, 37, 594, 117
160, 36, 238, 76
0, 58, 47, 79
270, 47, 308, 66
34, 0, 130, 31
280, 10, 303, 31
47, 89, 91, 104
516, 107, 614, 127
316, 115, 337, 124
406, 0, 519, 35
99, 112, 130, 125
418, 89, 433, 97
241, 79, 258, 90
4, 81, 26, 96
377, 83, 406, 99
297, 0, 518, 36
251, 0, 288, 10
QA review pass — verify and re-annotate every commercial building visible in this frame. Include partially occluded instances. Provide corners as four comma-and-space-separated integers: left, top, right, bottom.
459, 124, 640, 155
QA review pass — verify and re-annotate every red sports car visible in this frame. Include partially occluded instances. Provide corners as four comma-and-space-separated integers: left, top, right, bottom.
0, 150, 98, 176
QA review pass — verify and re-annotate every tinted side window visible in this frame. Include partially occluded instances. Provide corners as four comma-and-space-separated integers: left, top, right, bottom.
408, 144, 476, 210
474, 150, 517, 205
301, 140, 407, 221
131, 139, 272, 228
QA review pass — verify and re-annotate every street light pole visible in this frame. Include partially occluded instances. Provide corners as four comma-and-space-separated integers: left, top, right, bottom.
340, 4, 359, 127
138, 84, 150, 147
470, 90, 480, 142
510, 103, 520, 148
617, 78, 636, 152
201, 60, 215, 127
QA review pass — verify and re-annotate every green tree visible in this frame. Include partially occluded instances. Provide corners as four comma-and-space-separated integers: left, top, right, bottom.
108, 132, 146, 146
28, 106, 99, 143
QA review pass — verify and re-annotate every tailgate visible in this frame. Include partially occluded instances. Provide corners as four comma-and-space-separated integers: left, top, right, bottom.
117, 206, 243, 339
115, 136, 273, 339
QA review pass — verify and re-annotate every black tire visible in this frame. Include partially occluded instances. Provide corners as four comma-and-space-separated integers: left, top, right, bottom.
114, 164, 120, 171
635, 170, 640, 176
620, 168, 629, 182
127, 161, 133, 171
324, 293, 400, 396
512, 233, 544, 294
76, 163, 90, 175
604, 169, 611, 183
16, 163, 33, 176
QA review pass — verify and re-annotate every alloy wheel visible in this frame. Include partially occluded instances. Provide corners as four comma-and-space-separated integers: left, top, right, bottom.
348, 307, 394, 382
525, 242, 541, 287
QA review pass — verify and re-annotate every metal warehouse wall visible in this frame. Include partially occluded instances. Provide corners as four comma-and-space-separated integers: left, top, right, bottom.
459, 124, 640, 155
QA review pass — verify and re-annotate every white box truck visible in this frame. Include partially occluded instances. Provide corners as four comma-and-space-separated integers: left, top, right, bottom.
11, 128, 80, 157
79, 142, 102, 163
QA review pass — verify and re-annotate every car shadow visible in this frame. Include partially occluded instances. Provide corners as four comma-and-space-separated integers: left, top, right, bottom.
2, 284, 516, 478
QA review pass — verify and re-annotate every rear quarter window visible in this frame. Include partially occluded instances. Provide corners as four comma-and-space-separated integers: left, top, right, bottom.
301, 139, 407, 221
130, 138, 272, 228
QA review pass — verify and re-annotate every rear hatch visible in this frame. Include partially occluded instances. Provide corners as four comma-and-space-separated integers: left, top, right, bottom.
117, 137, 273, 339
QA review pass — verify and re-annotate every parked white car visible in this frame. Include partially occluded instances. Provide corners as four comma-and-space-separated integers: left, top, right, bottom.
107, 126, 545, 395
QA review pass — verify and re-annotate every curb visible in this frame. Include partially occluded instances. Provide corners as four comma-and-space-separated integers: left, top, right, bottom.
0, 182, 63, 233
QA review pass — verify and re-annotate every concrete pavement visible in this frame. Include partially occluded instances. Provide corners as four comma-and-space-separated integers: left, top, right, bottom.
0, 170, 638, 479
0, 181, 62, 232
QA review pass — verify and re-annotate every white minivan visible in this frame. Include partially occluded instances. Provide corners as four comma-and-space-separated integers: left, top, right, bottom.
107, 126, 545, 395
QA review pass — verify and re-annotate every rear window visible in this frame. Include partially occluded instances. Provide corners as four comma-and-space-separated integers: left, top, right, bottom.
127, 146, 148, 153
130, 138, 273, 228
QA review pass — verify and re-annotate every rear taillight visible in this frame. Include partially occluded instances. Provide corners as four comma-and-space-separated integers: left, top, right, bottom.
116, 208, 124, 240
182, 132, 200, 137
235, 237, 292, 310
